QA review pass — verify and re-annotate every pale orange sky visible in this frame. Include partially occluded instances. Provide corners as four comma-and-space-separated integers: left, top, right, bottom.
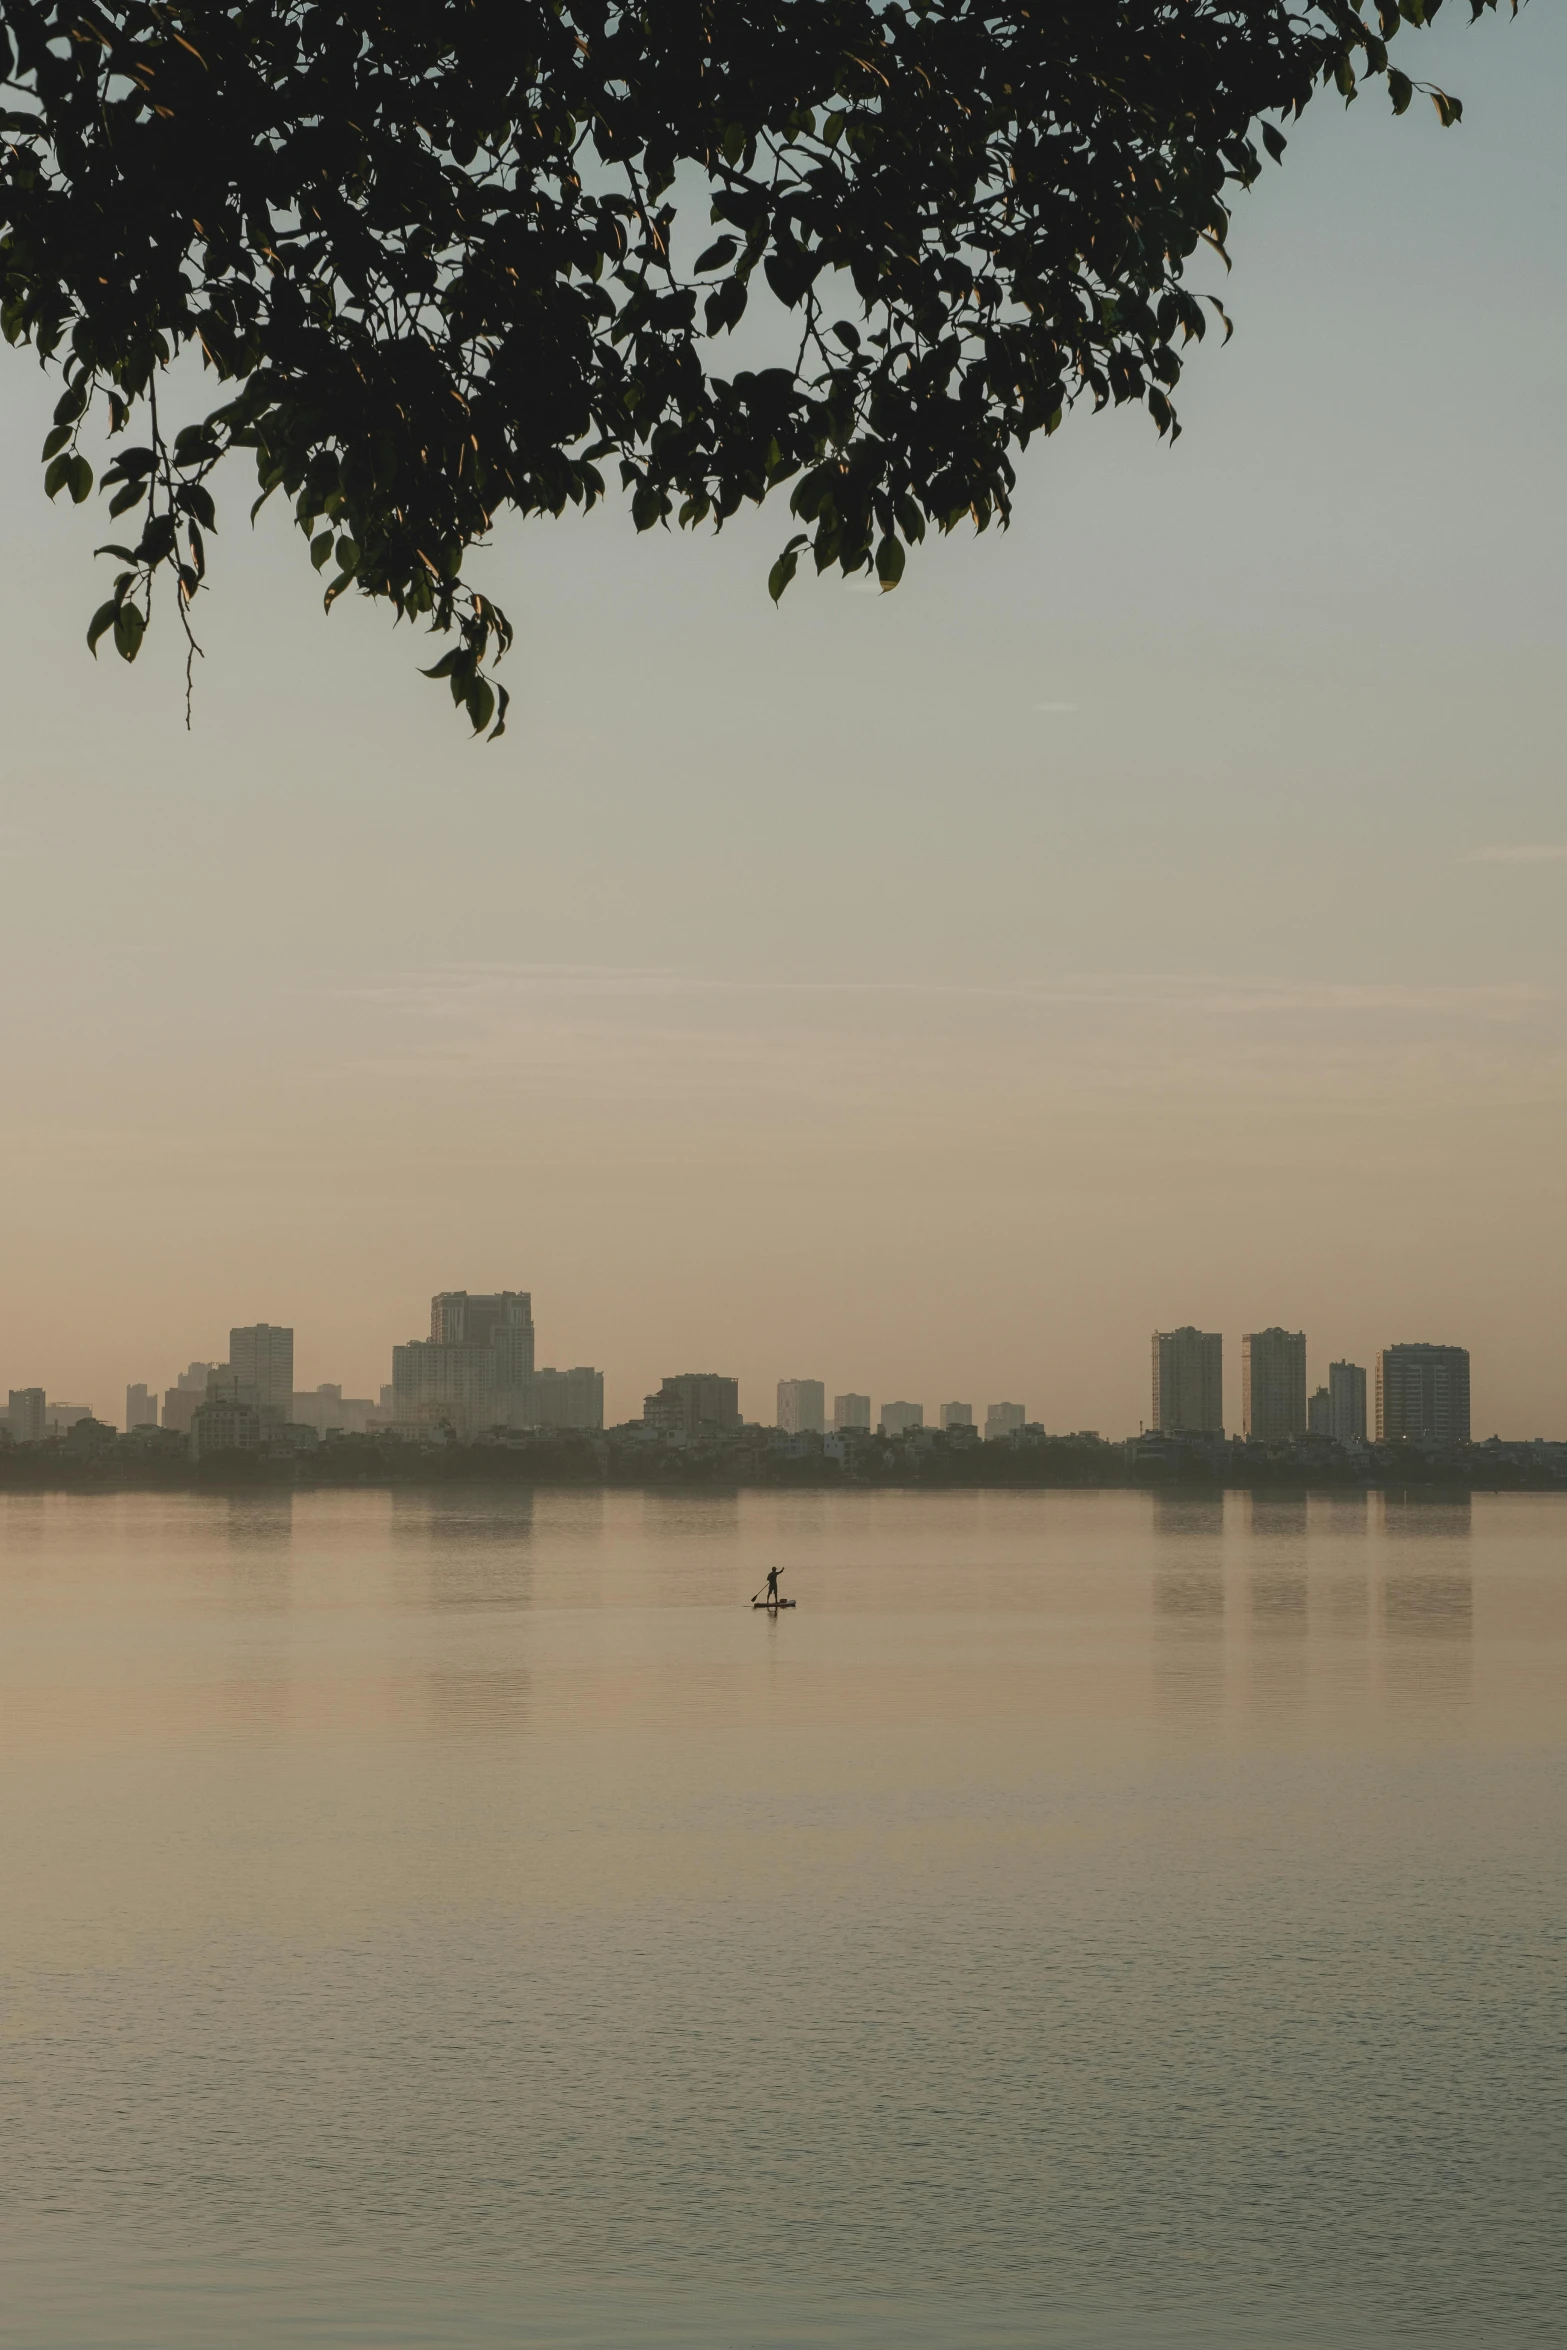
1, 6, 1563, 1436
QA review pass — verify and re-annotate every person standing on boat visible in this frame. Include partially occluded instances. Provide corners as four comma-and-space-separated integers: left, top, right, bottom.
765, 1565, 782, 1605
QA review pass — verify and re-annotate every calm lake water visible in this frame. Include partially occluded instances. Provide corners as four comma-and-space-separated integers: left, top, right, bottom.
0, 1486, 1563, 2349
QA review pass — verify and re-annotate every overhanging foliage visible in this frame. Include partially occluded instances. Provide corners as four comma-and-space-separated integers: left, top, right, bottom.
0, 1, 1511, 732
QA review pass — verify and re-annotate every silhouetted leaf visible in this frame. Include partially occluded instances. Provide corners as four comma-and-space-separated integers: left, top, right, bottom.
0, 0, 1501, 739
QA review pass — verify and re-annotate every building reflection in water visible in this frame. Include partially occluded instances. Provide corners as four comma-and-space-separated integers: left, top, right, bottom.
218, 1492, 294, 1610
1312, 1492, 1372, 1629
1376, 1494, 1473, 1712
220, 1490, 295, 1547
216, 1494, 295, 1737
1153, 1493, 1225, 1721
1240, 1493, 1309, 1721
390, 1489, 538, 1611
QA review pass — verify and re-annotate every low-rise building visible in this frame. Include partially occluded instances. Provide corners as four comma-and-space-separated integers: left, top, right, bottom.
644, 1374, 740, 1437
162, 1363, 218, 1436
292, 1384, 378, 1437
189, 1400, 262, 1460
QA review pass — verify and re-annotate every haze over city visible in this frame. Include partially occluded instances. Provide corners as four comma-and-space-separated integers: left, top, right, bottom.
3, 5, 1565, 1438
5, 9, 1566, 2350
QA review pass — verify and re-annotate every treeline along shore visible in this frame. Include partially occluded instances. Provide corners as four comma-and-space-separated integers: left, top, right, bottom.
3, 1423, 1566, 1495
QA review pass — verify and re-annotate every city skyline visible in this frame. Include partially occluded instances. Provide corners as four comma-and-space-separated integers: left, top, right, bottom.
2, 17, 1566, 1453
3, 1294, 1492, 1443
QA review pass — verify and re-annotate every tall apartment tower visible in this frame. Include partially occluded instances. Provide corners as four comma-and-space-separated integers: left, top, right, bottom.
879, 1401, 924, 1437
229, 1325, 295, 1416
1328, 1360, 1368, 1444
833, 1393, 871, 1432
125, 1382, 158, 1432
430, 1292, 535, 1380
7, 1389, 45, 1444
777, 1379, 826, 1435
985, 1401, 1026, 1441
941, 1402, 974, 1431
1151, 1329, 1223, 1435
1242, 1328, 1306, 1442
1376, 1345, 1470, 1444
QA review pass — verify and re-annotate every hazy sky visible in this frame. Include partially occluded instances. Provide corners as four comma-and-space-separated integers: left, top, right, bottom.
2, 7, 1565, 1435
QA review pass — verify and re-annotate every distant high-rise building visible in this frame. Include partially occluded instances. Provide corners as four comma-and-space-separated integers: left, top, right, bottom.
392, 1341, 500, 1434
776, 1379, 825, 1435
985, 1401, 1026, 1441
941, 1401, 974, 1431
833, 1393, 871, 1432
429, 1292, 535, 1380
1307, 1386, 1333, 1435
879, 1401, 923, 1437
526, 1367, 605, 1431
1376, 1345, 1470, 1445
643, 1374, 740, 1437
292, 1384, 378, 1437
230, 1325, 294, 1416
391, 1291, 593, 1437
125, 1382, 158, 1433
44, 1402, 92, 1438
7, 1389, 45, 1445
1242, 1328, 1306, 1442
162, 1364, 218, 1435
1151, 1329, 1223, 1435
1328, 1360, 1368, 1444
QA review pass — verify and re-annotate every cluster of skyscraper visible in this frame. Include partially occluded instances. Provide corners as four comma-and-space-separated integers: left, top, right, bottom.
390, 1292, 602, 1439
775, 1381, 1028, 1442
1150, 1328, 1472, 1445
0, 1306, 1479, 1457
6, 1290, 605, 1454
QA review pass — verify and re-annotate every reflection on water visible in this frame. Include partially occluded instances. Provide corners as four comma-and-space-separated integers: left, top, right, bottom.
219, 1492, 296, 1547
1378, 1492, 1473, 1539
1374, 1500, 1474, 1711
1383, 1573, 1474, 1635
0, 1488, 1562, 2350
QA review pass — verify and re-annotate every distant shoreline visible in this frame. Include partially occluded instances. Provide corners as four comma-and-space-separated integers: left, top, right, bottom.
0, 1448, 1561, 1501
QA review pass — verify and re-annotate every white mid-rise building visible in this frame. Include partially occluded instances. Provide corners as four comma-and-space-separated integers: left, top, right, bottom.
833, 1393, 871, 1432
777, 1379, 826, 1434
